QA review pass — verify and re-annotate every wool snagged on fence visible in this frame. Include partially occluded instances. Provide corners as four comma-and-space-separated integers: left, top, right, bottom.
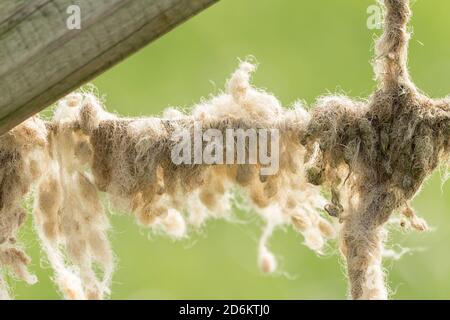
0, 0, 448, 300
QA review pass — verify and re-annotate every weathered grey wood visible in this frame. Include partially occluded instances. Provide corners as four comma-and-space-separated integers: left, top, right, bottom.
0, 0, 218, 135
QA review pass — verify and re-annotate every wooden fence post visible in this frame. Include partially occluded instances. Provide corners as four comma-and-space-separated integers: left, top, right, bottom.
0, 0, 218, 135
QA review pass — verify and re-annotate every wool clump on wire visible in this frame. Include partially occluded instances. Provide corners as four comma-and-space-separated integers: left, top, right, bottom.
0, 0, 448, 300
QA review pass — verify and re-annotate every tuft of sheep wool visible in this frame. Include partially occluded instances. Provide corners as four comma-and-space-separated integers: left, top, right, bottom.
300, 0, 450, 299
0, 0, 448, 300
33, 94, 114, 300
0, 117, 48, 298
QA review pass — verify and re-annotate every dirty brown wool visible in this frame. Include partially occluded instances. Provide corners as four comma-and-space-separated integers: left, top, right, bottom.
302, 0, 449, 298
0, 0, 448, 300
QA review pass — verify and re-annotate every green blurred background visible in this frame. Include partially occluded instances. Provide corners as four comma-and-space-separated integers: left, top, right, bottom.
12, 0, 450, 299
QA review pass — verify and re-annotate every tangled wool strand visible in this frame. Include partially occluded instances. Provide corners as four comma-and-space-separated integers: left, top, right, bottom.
0, 0, 448, 300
